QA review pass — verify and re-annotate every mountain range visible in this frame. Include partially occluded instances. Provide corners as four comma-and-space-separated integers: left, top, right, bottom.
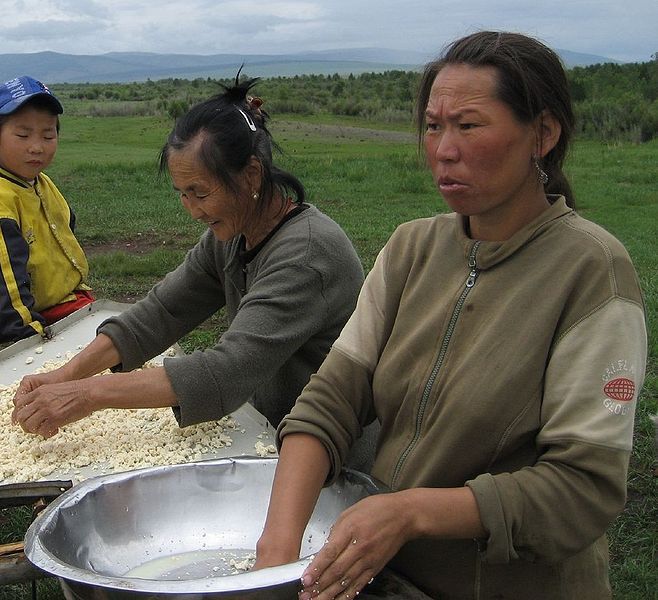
0, 47, 623, 84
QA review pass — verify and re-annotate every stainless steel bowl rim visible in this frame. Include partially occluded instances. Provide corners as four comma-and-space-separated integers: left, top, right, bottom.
25, 457, 381, 594
27, 540, 310, 593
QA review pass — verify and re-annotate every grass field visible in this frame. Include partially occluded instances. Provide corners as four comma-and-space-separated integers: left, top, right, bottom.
1, 113, 656, 599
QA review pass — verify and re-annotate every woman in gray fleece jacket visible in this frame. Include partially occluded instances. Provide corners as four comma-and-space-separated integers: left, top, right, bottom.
255, 32, 647, 599
12, 75, 364, 438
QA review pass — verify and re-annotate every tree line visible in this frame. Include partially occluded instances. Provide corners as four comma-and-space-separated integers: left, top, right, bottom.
53, 60, 658, 143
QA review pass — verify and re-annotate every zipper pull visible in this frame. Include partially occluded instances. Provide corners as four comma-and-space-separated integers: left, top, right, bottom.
466, 247, 479, 288
466, 269, 477, 288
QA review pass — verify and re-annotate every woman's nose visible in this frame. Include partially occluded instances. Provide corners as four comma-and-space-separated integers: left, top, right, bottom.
434, 130, 459, 162
179, 194, 203, 219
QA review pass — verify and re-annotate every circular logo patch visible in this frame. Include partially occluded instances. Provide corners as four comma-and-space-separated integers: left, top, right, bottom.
603, 377, 635, 402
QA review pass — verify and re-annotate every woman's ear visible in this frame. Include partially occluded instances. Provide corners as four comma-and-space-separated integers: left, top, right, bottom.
535, 109, 562, 158
243, 155, 263, 195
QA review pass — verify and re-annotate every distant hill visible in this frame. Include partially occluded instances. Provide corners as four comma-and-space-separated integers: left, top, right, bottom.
0, 48, 624, 84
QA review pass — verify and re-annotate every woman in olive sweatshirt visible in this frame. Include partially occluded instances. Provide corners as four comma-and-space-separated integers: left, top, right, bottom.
255, 32, 647, 600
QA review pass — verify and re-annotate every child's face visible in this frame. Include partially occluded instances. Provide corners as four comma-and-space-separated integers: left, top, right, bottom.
0, 105, 59, 181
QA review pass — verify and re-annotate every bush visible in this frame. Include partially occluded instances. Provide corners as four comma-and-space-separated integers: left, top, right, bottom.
576, 95, 658, 143
52, 63, 658, 142
167, 100, 189, 120
88, 101, 158, 117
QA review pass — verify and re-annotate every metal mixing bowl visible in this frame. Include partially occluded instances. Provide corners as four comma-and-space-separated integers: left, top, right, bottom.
24, 457, 382, 599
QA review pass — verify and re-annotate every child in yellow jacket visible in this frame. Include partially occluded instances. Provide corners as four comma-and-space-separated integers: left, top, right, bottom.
0, 75, 93, 343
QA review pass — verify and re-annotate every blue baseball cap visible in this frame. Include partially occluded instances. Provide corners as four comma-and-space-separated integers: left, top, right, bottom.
0, 75, 63, 116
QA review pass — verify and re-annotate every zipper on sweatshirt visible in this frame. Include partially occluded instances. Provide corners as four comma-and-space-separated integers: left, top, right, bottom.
390, 241, 481, 490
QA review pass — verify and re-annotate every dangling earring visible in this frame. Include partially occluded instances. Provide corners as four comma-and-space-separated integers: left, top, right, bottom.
533, 155, 549, 185
252, 191, 259, 201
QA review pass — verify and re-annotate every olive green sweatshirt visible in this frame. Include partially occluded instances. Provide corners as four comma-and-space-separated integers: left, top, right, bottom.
280, 197, 647, 599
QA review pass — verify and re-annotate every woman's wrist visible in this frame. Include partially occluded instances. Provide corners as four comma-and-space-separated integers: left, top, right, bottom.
64, 333, 120, 380
399, 487, 485, 540
256, 530, 302, 567
393, 489, 426, 540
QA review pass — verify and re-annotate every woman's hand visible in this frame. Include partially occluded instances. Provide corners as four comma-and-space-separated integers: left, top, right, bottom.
10, 332, 123, 437
299, 492, 413, 600
15, 366, 72, 394
11, 366, 179, 438
12, 378, 96, 438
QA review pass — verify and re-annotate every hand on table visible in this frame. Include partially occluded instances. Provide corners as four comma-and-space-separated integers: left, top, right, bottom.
299, 492, 413, 600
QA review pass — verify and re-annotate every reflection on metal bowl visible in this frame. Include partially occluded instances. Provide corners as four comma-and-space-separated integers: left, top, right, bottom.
25, 457, 382, 599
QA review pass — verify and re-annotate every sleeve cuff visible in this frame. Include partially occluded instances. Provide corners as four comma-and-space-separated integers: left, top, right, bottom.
466, 473, 518, 564
277, 419, 343, 486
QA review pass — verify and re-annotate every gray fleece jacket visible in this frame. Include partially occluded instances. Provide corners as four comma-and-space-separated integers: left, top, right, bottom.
98, 204, 364, 428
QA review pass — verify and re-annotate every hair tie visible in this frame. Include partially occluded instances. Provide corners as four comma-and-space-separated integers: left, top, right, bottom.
247, 95, 263, 110
247, 95, 266, 125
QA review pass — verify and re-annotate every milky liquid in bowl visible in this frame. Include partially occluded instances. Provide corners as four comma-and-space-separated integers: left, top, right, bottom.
125, 548, 256, 580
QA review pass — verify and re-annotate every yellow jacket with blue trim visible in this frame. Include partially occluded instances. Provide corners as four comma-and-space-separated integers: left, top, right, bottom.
0, 166, 89, 342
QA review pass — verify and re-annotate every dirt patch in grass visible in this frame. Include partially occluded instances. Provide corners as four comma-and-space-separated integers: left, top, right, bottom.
83, 232, 192, 256
275, 120, 416, 143
83, 232, 194, 304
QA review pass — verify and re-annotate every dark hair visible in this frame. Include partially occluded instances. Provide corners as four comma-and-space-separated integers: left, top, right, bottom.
416, 31, 576, 208
159, 71, 304, 208
0, 96, 61, 133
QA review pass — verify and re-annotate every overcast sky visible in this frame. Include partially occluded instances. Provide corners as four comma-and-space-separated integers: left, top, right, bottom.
2, 0, 656, 63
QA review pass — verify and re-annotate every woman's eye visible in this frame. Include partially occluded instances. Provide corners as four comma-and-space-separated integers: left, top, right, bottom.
460, 123, 476, 130
425, 123, 439, 132
179, 191, 209, 201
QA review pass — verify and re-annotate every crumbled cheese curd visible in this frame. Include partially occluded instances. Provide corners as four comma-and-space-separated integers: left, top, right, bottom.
229, 553, 256, 573
0, 356, 239, 483
254, 440, 277, 457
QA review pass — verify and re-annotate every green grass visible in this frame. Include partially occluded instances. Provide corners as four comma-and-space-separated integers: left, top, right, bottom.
1, 116, 656, 599
58, 115, 172, 164
569, 141, 658, 600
